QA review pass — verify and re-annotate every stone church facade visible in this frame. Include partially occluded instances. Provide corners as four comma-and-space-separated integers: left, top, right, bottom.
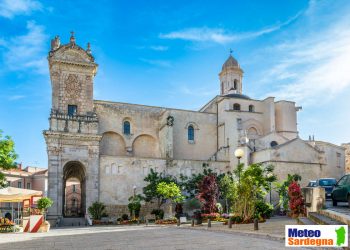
44, 34, 345, 219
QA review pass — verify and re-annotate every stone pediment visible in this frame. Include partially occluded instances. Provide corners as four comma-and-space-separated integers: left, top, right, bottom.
49, 44, 95, 65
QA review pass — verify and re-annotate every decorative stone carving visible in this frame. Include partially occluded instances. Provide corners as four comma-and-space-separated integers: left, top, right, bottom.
47, 146, 62, 156
65, 74, 81, 98
166, 116, 174, 126
50, 36, 60, 51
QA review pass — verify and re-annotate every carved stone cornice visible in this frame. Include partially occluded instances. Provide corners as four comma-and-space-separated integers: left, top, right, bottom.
43, 130, 102, 143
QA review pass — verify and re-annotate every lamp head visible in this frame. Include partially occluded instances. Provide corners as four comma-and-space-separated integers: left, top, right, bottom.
234, 148, 244, 159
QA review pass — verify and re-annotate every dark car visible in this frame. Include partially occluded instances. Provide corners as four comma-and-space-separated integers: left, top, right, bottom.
332, 174, 350, 207
316, 178, 337, 199
307, 181, 317, 187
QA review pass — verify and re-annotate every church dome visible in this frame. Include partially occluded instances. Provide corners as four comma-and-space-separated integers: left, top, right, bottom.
224, 93, 251, 99
222, 55, 239, 70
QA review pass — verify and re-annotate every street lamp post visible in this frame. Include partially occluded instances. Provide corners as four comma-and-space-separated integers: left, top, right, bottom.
132, 185, 137, 219
266, 173, 273, 204
234, 148, 244, 184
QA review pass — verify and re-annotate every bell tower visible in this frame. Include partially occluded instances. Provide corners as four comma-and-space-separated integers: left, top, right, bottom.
219, 52, 244, 95
48, 32, 97, 117
44, 33, 101, 220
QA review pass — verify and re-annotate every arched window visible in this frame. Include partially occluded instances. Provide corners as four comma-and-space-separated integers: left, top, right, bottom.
123, 121, 131, 135
234, 79, 238, 89
188, 125, 194, 141
249, 105, 255, 112
270, 141, 278, 147
233, 103, 241, 111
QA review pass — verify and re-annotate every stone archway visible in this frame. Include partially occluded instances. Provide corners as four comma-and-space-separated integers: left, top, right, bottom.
62, 161, 86, 217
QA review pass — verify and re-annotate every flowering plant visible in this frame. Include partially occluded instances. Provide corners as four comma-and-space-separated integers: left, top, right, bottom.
201, 213, 220, 219
155, 218, 177, 224
288, 181, 305, 217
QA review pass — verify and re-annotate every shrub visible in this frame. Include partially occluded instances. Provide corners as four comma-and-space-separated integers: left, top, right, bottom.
151, 209, 164, 220
197, 174, 219, 214
184, 198, 201, 211
128, 194, 143, 219
37, 197, 53, 220
275, 174, 302, 213
37, 197, 53, 214
121, 214, 129, 220
230, 215, 243, 224
255, 200, 273, 219
88, 202, 106, 220
288, 181, 305, 217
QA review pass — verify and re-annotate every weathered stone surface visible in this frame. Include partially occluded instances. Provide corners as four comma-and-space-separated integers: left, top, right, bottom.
45, 35, 345, 219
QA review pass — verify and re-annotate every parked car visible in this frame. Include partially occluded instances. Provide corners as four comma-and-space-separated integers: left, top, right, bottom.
331, 174, 350, 207
307, 181, 317, 187
316, 178, 337, 199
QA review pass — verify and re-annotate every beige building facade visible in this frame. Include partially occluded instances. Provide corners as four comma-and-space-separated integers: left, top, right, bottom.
44, 34, 345, 219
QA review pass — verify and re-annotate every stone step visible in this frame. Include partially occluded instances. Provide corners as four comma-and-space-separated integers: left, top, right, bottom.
60, 217, 87, 227
297, 217, 316, 225
319, 209, 350, 226
308, 212, 346, 225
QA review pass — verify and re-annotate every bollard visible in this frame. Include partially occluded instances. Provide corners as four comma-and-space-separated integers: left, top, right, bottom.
191, 219, 195, 227
228, 218, 232, 228
254, 218, 259, 230
208, 219, 211, 228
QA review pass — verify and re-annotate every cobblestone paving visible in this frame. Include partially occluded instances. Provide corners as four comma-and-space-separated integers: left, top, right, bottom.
0, 225, 298, 250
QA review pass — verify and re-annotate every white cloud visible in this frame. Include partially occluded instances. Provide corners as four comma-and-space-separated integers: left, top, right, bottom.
159, 12, 301, 44
264, 15, 350, 105
0, 0, 42, 18
0, 21, 48, 74
139, 58, 172, 68
8, 95, 25, 100
149, 45, 168, 51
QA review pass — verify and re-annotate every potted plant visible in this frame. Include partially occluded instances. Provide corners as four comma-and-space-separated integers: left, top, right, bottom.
88, 201, 106, 224
37, 197, 53, 232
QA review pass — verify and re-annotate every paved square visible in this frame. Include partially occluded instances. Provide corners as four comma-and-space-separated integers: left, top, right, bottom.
0, 225, 306, 250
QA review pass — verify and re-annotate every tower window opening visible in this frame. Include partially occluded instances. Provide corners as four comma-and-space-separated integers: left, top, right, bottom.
233, 103, 241, 111
234, 79, 238, 89
123, 121, 131, 135
249, 105, 255, 112
68, 105, 77, 116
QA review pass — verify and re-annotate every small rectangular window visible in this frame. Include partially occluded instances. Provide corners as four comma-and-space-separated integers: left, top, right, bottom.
27, 183, 31, 189
68, 105, 77, 116
18, 181, 22, 188
73, 184, 76, 192
336, 152, 341, 168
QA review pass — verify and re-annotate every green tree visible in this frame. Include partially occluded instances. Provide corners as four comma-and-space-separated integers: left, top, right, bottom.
231, 164, 276, 221
156, 182, 184, 216
218, 173, 235, 213
179, 165, 224, 198
0, 172, 7, 188
0, 130, 18, 169
0, 130, 18, 188
143, 168, 176, 209
37, 197, 53, 220
128, 194, 143, 219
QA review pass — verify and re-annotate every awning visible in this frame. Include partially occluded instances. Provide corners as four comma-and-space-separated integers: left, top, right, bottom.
0, 187, 42, 202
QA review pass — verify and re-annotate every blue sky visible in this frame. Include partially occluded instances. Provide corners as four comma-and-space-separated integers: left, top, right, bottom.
0, 0, 350, 167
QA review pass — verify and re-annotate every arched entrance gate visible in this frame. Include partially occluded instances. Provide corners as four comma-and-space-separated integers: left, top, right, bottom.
62, 161, 86, 217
